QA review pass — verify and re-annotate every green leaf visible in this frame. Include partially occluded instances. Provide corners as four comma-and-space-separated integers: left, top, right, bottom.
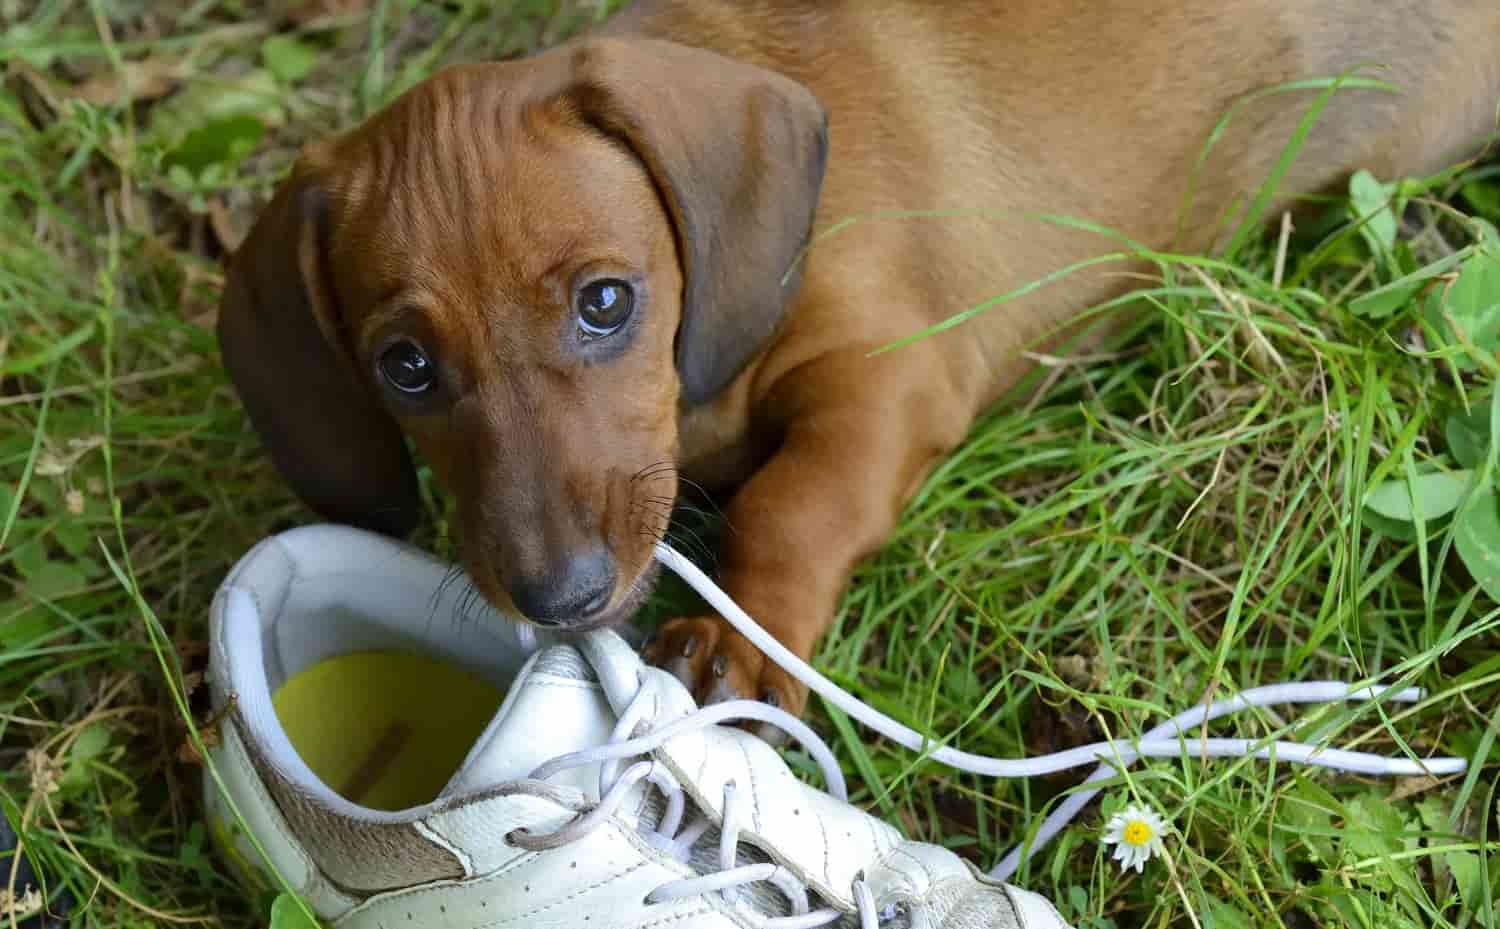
61, 721, 112, 792
1445, 248, 1500, 348
1205, 903, 1255, 929
262, 35, 321, 84
150, 69, 283, 169
1489, 378, 1500, 465
151, 69, 282, 135
1328, 893, 1423, 929
1065, 886, 1088, 920
24, 559, 89, 599
1343, 793, 1413, 862
1348, 249, 1468, 319
1426, 247, 1500, 365
1442, 850, 1483, 913
1414, 796, 1447, 833
1455, 484, 1500, 602
1350, 169, 1398, 256
0, 608, 61, 649
1391, 238, 1418, 276
1363, 470, 1472, 524
1461, 179, 1500, 217
53, 519, 95, 558
11, 538, 47, 578
1446, 401, 1492, 469
1342, 795, 1426, 904
269, 893, 322, 929
1361, 507, 1426, 541
163, 115, 266, 174
1351, 279, 1423, 321
1476, 217, 1500, 249
1279, 784, 1338, 862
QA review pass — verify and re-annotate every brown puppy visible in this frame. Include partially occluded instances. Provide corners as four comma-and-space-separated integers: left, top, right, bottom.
220, 0, 1500, 715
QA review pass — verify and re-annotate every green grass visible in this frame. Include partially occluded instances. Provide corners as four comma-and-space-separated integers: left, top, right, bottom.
3, 3, 1499, 928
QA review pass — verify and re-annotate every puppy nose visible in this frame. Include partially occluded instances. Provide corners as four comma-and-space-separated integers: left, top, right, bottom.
508, 548, 616, 625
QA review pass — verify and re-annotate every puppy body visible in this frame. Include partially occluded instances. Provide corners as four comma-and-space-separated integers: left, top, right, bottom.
613, 0, 1500, 704
626, 0, 1500, 433
220, 1, 1500, 711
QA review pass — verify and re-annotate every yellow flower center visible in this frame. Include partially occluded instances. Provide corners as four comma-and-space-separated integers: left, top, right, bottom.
1122, 820, 1154, 846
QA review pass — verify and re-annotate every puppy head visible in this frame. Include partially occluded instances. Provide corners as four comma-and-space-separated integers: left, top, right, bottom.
218, 38, 827, 628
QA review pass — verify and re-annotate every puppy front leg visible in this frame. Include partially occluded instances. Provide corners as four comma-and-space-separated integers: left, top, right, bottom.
650, 357, 962, 717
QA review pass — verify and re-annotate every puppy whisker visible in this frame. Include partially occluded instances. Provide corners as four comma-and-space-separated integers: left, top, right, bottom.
631, 460, 679, 486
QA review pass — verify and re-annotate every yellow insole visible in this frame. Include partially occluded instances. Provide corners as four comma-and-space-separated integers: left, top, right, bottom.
272, 651, 505, 811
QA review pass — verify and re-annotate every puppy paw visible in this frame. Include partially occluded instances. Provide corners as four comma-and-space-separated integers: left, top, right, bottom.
647, 615, 809, 740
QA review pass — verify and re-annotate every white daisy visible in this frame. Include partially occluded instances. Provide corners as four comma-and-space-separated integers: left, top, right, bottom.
1101, 804, 1168, 873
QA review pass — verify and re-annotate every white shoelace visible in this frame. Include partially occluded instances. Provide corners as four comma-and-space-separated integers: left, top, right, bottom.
494, 545, 1470, 926
651, 543, 1470, 880
507, 673, 890, 928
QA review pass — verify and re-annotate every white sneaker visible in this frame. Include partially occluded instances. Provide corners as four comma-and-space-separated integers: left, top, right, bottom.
205, 524, 1073, 928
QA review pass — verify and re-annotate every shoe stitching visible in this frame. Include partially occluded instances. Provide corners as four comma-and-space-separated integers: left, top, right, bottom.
337, 833, 538, 918
866, 816, 888, 868
222, 585, 264, 633
882, 820, 902, 852
414, 821, 473, 878
484, 839, 542, 880
270, 536, 298, 684
216, 724, 357, 909
480, 860, 649, 927
803, 793, 831, 887
222, 725, 305, 864
658, 734, 856, 911
863, 845, 910, 899
695, 734, 710, 786
892, 846, 937, 891
737, 739, 761, 833
870, 816, 900, 876
629, 905, 718, 929
605, 821, 769, 929
526, 676, 605, 694
351, 826, 648, 924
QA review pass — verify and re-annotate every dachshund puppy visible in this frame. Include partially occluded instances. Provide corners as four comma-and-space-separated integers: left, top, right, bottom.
220, 0, 1500, 715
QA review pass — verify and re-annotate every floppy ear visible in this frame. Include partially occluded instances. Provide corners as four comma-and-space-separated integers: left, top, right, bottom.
217, 158, 421, 537
566, 38, 829, 405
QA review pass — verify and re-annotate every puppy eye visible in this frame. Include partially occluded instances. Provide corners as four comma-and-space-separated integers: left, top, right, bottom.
576, 279, 635, 339
378, 339, 436, 394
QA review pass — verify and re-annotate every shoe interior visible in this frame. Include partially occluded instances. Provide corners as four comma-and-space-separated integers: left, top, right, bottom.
272, 651, 503, 811
217, 526, 552, 816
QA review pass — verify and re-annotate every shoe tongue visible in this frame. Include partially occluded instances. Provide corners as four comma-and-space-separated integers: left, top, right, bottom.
438, 642, 620, 799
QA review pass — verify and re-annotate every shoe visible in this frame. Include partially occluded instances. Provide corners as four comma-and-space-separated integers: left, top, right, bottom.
204, 524, 1073, 928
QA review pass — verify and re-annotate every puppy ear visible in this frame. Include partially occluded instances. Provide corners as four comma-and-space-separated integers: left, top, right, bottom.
217, 157, 421, 537
566, 38, 829, 404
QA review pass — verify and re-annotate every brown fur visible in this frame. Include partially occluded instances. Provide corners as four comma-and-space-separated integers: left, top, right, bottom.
220, 0, 1500, 712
